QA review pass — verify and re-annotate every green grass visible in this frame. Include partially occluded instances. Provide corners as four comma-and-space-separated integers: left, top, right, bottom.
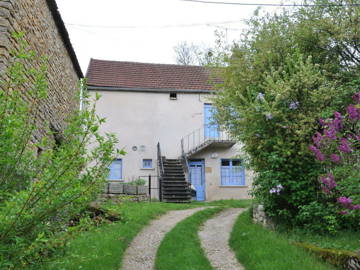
39, 202, 193, 270
192, 199, 252, 208
229, 210, 335, 270
155, 207, 223, 270
284, 229, 360, 252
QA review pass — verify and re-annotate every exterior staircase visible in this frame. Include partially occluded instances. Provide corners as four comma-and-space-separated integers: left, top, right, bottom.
161, 158, 191, 203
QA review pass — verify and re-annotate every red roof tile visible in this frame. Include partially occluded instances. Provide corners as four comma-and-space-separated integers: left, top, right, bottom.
86, 59, 222, 91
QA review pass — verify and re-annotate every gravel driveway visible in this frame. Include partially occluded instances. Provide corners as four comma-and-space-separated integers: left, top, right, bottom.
121, 207, 207, 270
199, 208, 245, 270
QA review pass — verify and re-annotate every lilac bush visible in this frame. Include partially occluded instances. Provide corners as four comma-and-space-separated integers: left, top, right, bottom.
309, 92, 359, 225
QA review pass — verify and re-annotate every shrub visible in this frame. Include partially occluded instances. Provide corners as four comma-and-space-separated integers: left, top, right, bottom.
307, 92, 360, 231
212, 0, 359, 229
0, 33, 122, 268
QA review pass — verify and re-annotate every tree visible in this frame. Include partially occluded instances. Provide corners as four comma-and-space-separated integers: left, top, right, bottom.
212, 0, 360, 231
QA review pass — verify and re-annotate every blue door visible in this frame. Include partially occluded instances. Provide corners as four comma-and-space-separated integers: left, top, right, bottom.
189, 160, 205, 201
204, 104, 219, 139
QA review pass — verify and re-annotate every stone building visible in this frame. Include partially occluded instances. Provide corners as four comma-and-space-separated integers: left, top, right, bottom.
0, 0, 82, 141
87, 59, 253, 202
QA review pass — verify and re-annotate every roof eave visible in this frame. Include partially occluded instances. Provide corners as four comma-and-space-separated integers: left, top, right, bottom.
46, 0, 83, 78
87, 85, 215, 94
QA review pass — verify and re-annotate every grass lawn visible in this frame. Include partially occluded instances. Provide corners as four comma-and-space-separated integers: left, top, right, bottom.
155, 207, 222, 270
284, 229, 360, 252
229, 210, 335, 270
37, 199, 249, 270
39, 202, 193, 270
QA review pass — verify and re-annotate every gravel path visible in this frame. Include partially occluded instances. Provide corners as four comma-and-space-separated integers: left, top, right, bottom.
121, 207, 207, 270
199, 208, 246, 270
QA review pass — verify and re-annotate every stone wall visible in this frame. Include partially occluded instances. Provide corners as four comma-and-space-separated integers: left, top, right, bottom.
0, 0, 80, 142
252, 204, 274, 228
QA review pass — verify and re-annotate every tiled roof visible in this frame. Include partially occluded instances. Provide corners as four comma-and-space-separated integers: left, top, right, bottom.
86, 59, 222, 91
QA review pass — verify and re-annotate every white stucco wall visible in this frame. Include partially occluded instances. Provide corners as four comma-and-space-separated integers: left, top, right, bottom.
91, 89, 252, 201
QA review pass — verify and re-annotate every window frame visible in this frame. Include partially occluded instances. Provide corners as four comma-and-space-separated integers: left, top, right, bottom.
108, 159, 123, 181
142, 159, 154, 170
169, 92, 177, 100
220, 159, 245, 186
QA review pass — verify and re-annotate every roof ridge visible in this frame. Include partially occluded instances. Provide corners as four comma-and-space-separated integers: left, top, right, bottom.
90, 58, 210, 69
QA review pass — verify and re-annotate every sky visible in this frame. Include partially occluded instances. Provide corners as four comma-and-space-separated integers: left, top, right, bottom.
56, 0, 285, 73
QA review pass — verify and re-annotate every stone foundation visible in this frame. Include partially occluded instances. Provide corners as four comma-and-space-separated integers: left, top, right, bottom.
252, 204, 274, 229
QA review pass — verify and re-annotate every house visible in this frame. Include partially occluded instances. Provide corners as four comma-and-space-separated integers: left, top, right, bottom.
0, 0, 82, 143
86, 59, 252, 202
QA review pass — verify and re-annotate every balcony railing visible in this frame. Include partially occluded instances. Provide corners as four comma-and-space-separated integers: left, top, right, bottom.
181, 125, 234, 157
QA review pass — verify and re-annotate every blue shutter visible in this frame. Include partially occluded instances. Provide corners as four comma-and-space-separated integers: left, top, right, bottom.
143, 159, 153, 169
221, 159, 245, 186
108, 159, 122, 180
204, 104, 219, 139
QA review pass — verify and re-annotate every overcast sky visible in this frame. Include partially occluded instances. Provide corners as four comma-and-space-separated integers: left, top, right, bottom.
56, 0, 285, 73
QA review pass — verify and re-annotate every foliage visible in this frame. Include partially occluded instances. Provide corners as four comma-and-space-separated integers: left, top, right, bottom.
307, 92, 360, 230
128, 178, 146, 186
174, 30, 231, 66
212, 0, 360, 230
230, 211, 334, 270
0, 33, 121, 269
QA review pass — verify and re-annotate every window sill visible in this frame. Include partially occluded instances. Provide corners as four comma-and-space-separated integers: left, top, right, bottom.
141, 168, 155, 170
107, 179, 124, 182
219, 185, 248, 188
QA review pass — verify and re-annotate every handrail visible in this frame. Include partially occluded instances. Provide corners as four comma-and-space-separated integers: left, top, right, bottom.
181, 125, 233, 156
181, 138, 190, 174
157, 142, 164, 201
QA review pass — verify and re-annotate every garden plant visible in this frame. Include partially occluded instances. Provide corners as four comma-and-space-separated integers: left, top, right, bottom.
0, 33, 121, 269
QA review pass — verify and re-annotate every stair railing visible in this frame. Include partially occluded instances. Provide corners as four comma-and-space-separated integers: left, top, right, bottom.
181, 139, 190, 174
181, 125, 232, 157
157, 142, 164, 201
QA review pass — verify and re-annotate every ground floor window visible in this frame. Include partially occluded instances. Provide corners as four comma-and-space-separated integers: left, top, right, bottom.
221, 159, 245, 186
108, 159, 122, 180
142, 159, 153, 169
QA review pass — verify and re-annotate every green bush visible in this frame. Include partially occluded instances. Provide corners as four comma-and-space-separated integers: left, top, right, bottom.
0, 33, 121, 269
212, 0, 359, 230
128, 178, 146, 186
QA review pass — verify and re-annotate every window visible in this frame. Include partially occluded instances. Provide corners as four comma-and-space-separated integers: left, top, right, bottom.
221, 159, 245, 186
108, 159, 122, 180
170, 92, 177, 100
142, 159, 153, 169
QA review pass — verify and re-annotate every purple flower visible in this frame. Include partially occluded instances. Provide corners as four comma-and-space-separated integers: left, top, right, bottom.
347, 104, 360, 120
324, 127, 337, 140
319, 118, 326, 126
334, 112, 342, 119
256, 92, 265, 101
332, 117, 343, 131
265, 113, 273, 120
352, 92, 360, 104
338, 138, 352, 153
269, 184, 284, 195
356, 135, 360, 141
351, 204, 360, 210
337, 197, 353, 208
330, 154, 341, 164
339, 210, 349, 215
289, 101, 299, 110
320, 173, 337, 194
312, 132, 323, 147
309, 145, 325, 161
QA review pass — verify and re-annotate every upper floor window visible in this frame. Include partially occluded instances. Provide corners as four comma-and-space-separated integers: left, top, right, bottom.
142, 159, 153, 169
108, 159, 122, 180
221, 159, 245, 186
170, 92, 177, 100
